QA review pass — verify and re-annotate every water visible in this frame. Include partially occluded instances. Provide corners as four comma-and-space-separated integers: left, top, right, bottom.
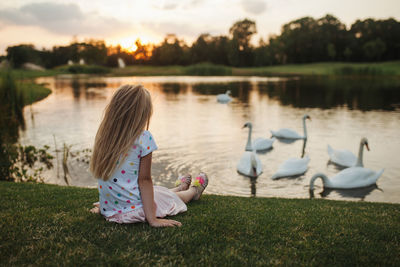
20, 75, 400, 203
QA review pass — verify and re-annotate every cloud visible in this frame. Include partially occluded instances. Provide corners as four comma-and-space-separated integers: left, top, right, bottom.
0, 2, 134, 36
241, 0, 267, 15
141, 20, 222, 42
150, 0, 205, 10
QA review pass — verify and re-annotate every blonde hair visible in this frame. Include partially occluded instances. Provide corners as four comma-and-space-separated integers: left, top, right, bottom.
90, 84, 153, 180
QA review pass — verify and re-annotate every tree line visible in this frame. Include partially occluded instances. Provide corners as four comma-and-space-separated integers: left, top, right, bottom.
3, 14, 400, 68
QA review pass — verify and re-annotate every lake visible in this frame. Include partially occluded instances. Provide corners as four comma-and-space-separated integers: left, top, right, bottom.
20, 75, 400, 203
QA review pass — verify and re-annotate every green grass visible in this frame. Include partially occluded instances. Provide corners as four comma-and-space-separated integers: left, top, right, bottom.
3, 68, 67, 79
18, 82, 51, 105
233, 61, 400, 76
2, 61, 400, 78
1, 182, 399, 266
183, 63, 232, 76
111, 65, 186, 76
56, 64, 110, 74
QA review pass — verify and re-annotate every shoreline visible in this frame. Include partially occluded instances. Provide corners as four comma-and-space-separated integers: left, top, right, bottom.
2, 61, 399, 79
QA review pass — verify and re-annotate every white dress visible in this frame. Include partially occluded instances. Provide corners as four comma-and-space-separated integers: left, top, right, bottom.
97, 130, 187, 224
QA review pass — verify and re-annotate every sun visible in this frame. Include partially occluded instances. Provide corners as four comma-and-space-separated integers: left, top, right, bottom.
113, 36, 154, 53
119, 37, 138, 52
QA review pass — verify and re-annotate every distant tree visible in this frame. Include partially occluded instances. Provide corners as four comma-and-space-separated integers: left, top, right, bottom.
363, 38, 386, 61
80, 40, 108, 65
133, 39, 152, 64
151, 34, 189, 65
228, 18, 257, 66
343, 47, 353, 61
279, 14, 347, 63
6, 45, 41, 68
190, 34, 212, 64
349, 18, 400, 61
327, 43, 336, 61
254, 38, 273, 66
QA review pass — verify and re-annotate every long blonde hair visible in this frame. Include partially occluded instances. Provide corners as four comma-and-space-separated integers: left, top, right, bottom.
90, 84, 153, 180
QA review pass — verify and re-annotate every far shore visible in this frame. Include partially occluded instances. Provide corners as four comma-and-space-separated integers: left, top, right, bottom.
1, 61, 400, 79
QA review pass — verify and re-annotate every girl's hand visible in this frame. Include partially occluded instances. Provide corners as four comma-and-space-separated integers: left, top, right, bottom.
149, 218, 182, 227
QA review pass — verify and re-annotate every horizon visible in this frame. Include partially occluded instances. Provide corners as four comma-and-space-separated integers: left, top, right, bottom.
1, 0, 400, 55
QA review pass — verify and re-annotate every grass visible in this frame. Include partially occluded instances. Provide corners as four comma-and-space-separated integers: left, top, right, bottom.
111, 65, 186, 76
56, 64, 110, 74
233, 61, 400, 76
183, 63, 232, 76
1, 182, 399, 266
18, 82, 51, 105
2, 61, 400, 79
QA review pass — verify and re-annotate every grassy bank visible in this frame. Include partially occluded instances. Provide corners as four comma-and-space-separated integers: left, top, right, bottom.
2, 61, 400, 78
111, 61, 400, 77
1, 182, 399, 266
18, 82, 51, 105
233, 61, 400, 76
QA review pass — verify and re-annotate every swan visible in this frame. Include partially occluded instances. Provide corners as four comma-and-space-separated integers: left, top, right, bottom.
243, 122, 275, 151
309, 167, 384, 190
271, 155, 310, 179
271, 114, 311, 140
237, 150, 263, 178
217, 90, 232, 103
327, 137, 369, 168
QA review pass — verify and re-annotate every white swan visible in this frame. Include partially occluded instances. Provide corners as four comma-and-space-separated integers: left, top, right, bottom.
309, 167, 384, 190
217, 90, 232, 103
327, 137, 369, 168
271, 156, 310, 179
237, 150, 263, 178
271, 114, 311, 140
243, 122, 275, 151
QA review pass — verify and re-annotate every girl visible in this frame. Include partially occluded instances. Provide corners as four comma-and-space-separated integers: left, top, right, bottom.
90, 84, 208, 227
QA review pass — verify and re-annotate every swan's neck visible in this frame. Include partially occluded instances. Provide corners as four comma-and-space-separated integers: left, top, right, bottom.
310, 174, 329, 190
246, 126, 253, 151
356, 142, 364, 167
303, 118, 308, 139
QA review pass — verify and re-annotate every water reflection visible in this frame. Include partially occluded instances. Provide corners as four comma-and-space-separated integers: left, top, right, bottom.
310, 184, 380, 201
20, 75, 400, 203
259, 77, 400, 111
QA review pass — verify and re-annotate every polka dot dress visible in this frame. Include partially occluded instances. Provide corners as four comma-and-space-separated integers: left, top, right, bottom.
98, 130, 158, 218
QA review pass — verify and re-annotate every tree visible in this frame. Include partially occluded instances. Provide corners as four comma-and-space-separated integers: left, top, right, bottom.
6, 45, 41, 68
327, 43, 336, 61
363, 38, 386, 61
228, 19, 257, 66
151, 34, 189, 65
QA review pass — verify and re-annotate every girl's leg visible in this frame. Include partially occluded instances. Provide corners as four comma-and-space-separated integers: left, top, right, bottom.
175, 187, 198, 203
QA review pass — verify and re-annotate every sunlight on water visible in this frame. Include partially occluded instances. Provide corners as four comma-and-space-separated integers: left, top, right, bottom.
20, 76, 400, 203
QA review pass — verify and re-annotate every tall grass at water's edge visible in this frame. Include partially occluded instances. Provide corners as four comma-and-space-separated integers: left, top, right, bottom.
1, 182, 399, 266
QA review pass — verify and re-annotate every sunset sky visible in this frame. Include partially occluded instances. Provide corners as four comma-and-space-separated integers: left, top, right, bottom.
0, 0, 399, 54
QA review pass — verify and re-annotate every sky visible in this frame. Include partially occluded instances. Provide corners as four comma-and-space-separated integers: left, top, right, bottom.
0, 0, 400, 54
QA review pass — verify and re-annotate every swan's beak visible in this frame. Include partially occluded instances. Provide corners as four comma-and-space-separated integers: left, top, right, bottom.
365, 143, 370, 151
307, 116, 312, 121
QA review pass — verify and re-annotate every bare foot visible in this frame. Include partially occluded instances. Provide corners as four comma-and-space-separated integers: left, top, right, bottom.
90, 207, 100, 214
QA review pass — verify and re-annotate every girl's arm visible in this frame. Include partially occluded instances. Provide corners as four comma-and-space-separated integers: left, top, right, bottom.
138, 153, 182, 227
